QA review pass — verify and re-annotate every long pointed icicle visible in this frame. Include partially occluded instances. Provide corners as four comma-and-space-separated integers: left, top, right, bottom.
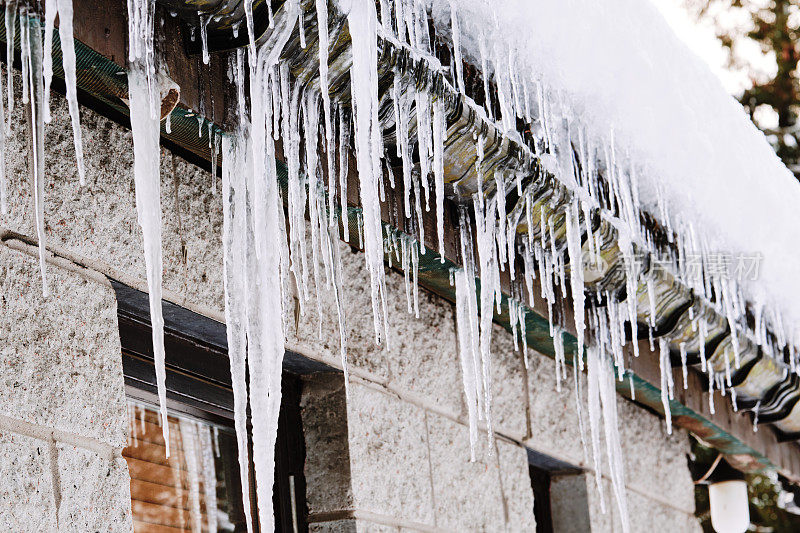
565, 200, 585, 370
126, 0, 169, 454
221, 131, 254, 533
315, 0, 336, 224
659, 337, 673, 434
598, 351, 630, 533
347, 0, 389, 345
586, 347, 606, 513
128, 62, 168, 455
455, 267, 480, 461
432, 98, 446, 259
244, 3, 298, 529
23, 13, 49, 297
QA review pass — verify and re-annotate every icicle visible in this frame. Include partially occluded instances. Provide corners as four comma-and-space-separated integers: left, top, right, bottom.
495, 174, 508, 269
474, 195, 497, 444
412, 238, 420, 318
753, 401, 760, 432
180, 420, 203, 533
327, 219, 349, 388
459, 206, 484, 418
199, 13, 211, 64
708, 368, 716, 415
126, 0, 158, 118
347, 0, 389, 344
413, 168, 425, 248
397, 81, 413, 219
42, 0, 57, 123
139, 404, 145, 435
357, 211, 364, 249
199, 426, 219, 533
565, 201, 585, 370
286, 83, 309, 308
303, 91, 325, 335
586, 347, 606, 513
5, 2, 16, 135
598, 352, 630, 533
165, 112, 171, 133
221, 132, 254, 533
402, 236, 413, 313
432, 99, 446, 260
553, 327, 565, 392
455, 267, 480, 462
679, 341, 688, 390
574, 359, 589, 463
243, 3, 299, 528
338, 107, 351, 241
19, 13, 49, 298
509, 299, 520, 351
415, 89, 432, 211
211, 127, 220, 194
128, 62, 169, 455
658, 338, 673, 434
315, 0, 336, 226
20, 9, 28, 108
448, 0, 464, 94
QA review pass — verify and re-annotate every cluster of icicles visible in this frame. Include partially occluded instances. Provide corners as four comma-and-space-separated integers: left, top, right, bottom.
0, 0, 84, 297
11, 0, 799, 531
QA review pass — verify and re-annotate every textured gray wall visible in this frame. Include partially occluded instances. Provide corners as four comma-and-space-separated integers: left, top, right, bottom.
0, 245, 131, 532
0, 80, 700, 531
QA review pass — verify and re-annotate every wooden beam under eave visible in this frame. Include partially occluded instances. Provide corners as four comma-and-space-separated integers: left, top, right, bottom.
72, 0, 229, 124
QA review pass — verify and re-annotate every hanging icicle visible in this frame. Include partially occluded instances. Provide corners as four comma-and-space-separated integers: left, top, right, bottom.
347, 0, 390, 345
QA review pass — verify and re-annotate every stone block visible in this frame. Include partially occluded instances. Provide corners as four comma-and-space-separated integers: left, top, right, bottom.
345, 383, 434, 526
524, 348, 588, 467
0, 431, 56, 532
301, 374, 354, 514
55, 444, 132, 532
550, 473, 592, 533
496, 440, 536, 530
0, 247, 127, 447
309, 519, 358, 532
488, 323, 529, 438
425, 412, 506, 531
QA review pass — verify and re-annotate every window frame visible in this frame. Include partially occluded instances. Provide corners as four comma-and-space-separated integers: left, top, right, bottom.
114, 280, 313, 533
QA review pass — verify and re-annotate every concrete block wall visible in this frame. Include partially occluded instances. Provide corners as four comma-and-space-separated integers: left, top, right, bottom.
0, 82, 701, 530
0, 245, 131, 532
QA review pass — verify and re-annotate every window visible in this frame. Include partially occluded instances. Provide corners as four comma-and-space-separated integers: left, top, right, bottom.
123, 401, 246, 532
527, 448, 588, 533
113, 281, 315, 532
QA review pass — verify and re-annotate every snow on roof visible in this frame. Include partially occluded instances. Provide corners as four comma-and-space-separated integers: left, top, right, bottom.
431, 0, 800, 338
